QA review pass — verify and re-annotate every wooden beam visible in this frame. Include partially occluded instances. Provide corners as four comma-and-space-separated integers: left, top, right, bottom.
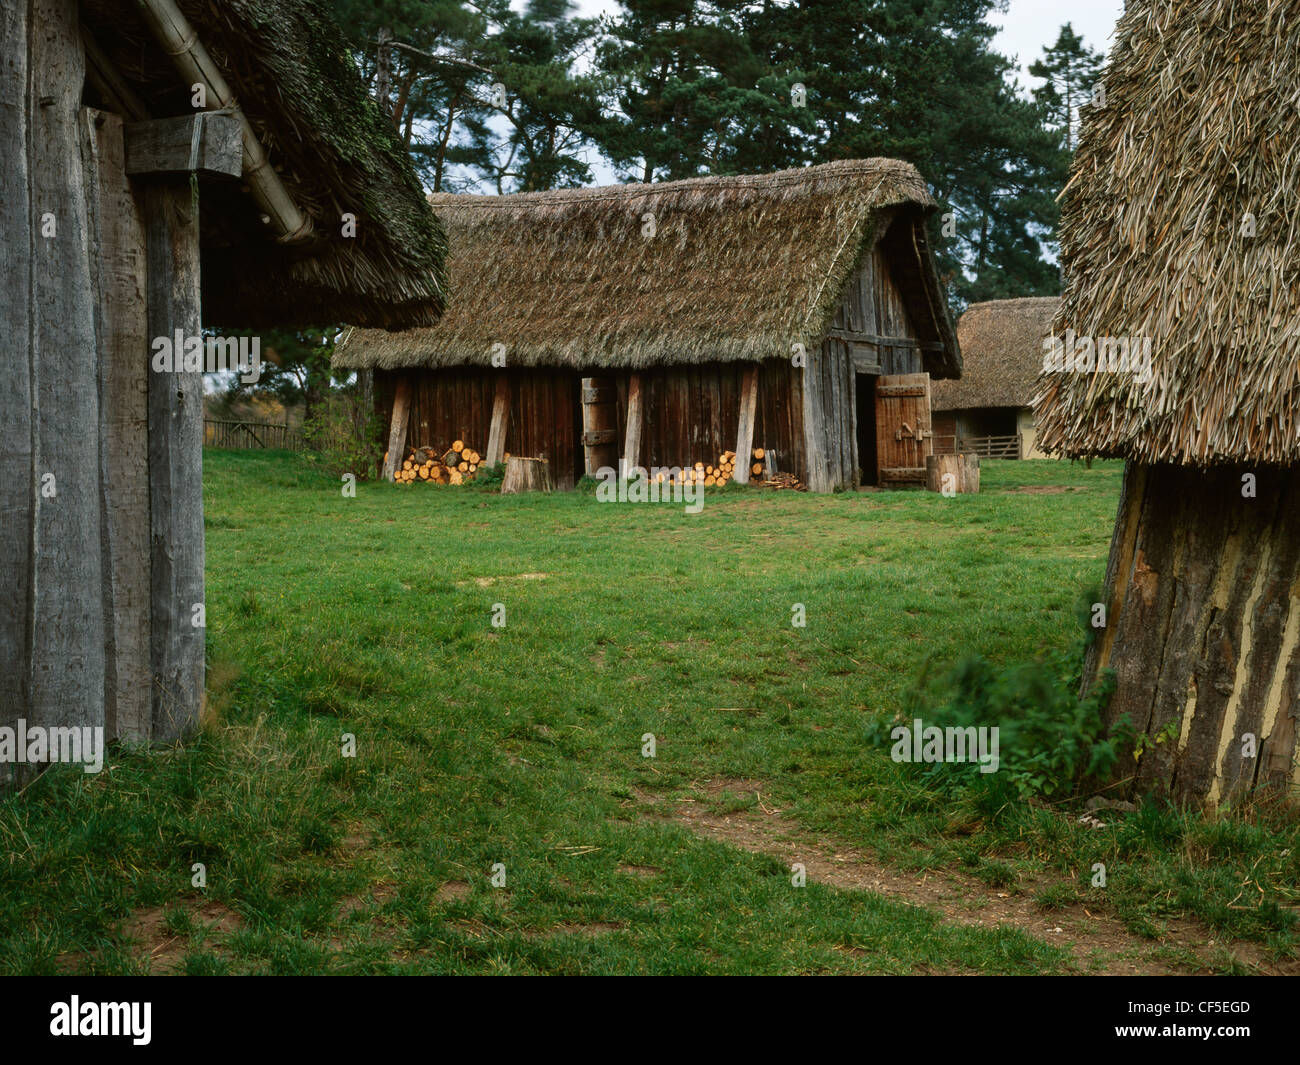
86, 109, 152, 744
621, 373, 643, 476
485, 373, 510, 466
142, 179, 205, 743
382, 377, 411, 482
125, 112, 242, 178
734, 364, 759, 484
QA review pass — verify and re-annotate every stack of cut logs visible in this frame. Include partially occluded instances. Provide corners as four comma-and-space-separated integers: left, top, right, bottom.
388, 440, 503, 485
651, 450, 737, 487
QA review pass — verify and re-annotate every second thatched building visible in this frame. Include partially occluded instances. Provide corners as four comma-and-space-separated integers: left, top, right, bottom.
336, 159, 960, 492
931, 297, 1059, 459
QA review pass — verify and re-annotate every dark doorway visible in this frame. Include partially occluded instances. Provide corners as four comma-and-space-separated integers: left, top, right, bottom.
855, 373, 878, 486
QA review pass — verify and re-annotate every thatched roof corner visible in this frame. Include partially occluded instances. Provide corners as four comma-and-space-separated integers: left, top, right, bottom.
932, 297, 1059, 411
334, 159, 958, 374
81, 0, 447, 329
1033, 0, 1300, 466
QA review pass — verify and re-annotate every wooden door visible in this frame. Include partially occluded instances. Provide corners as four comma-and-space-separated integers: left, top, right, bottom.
874, 373, 933, 485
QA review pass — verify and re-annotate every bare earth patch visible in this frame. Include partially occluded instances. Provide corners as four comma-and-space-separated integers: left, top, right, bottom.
460, 572, 552, 588
436, 880, 472, 903
111, 900, 244, 975
664, 778, 1293, 976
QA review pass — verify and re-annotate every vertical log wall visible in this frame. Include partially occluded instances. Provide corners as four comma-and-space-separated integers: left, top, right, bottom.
1086, 462, 1300, 806
1, 0, 107, 783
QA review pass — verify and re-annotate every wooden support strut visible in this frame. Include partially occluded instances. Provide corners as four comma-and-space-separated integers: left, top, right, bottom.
734, 364, 759, 484
142, 178, 205, 743
382, 378, 411, 482
621, 373, 643, 477
485, 373, 510, 467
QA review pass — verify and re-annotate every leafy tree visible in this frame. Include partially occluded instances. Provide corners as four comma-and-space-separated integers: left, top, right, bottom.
594, 0, 809, 181
744, 0, 1062, 301
449, 0, 605, 192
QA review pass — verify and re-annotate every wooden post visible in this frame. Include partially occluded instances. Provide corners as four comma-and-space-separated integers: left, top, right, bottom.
0, 0, 108, 782
87, 109, 152, 744
485, 373, 510, 467
581, 376, 617, 475
925, 453, 979, 494
621, 373, 643, 476
382, 377, 411, 481
142, 178, 206, 743
501, 456, 554, 494
734, 364, 759, 484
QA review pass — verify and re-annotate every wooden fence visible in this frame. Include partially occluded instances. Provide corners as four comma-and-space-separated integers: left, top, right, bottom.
204, 419, 305, 451
931, 433, 1022, 459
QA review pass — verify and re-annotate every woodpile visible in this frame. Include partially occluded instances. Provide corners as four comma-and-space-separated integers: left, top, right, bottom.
651, 450, 738, 487
760, 472, 806, 491
386, 439, 502, 486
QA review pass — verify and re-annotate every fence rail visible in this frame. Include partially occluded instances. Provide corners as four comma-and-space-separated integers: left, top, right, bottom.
931, 433, 1022, 459
204, 419, 305, 451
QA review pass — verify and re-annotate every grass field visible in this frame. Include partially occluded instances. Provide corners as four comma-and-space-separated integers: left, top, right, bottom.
2, 451, 1297, 974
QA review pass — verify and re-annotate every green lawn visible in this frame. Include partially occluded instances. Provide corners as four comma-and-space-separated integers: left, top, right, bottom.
2, 451, 1296, 974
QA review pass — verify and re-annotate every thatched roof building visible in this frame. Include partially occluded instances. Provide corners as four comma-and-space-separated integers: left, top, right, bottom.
933, 298, 1059, 412
931, 297, 1059, 458
1032, 0, 1300, 806
338, 159, 956, 373
1032, 0, 1299, 465
340, 160, 960, 492
2, 0, 446, 775
80, 0, 447, 328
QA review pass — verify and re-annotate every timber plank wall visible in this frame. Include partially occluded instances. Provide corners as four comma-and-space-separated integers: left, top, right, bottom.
374, 241, 925, 491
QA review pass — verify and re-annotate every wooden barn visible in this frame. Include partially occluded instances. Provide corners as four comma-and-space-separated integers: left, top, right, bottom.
931, 297, 1059, 459
1, 0, 445, 774
1034, 0, 1300, 806
336, 160, 960, 493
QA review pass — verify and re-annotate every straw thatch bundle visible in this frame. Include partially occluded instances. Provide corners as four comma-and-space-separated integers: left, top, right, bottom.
932, 297, 1059, 411
1032, 0, 1300, 465
80, 0, 448, 329
336, 159, 956, 374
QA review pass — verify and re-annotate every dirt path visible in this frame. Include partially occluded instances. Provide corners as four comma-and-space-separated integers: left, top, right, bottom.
655, 778, 1295, 976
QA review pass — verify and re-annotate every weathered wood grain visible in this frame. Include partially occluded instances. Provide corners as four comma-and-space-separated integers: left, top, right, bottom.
142, 180, 205, 743
85, 109, 151, 743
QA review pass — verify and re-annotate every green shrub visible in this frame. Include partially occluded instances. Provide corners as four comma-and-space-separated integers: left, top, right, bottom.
868, 640, 1124, 800
302, 393, 382, 480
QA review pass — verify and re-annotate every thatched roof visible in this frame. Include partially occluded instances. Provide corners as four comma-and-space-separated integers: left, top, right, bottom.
932, 298, 1059, 411
1033, 0, 1300, 465
334, 159, 958, 374
81, 0, 447, 329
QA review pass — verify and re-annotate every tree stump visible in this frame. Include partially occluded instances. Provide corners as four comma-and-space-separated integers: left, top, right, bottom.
501, 456, 553, 494
925, 453, 980, 494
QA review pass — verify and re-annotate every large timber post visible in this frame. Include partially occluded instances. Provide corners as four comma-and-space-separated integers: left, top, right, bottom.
140, 182, 206, 742
1084, 462, 1300, 807
0, 0, 107, 784
128, 114, 241, 742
